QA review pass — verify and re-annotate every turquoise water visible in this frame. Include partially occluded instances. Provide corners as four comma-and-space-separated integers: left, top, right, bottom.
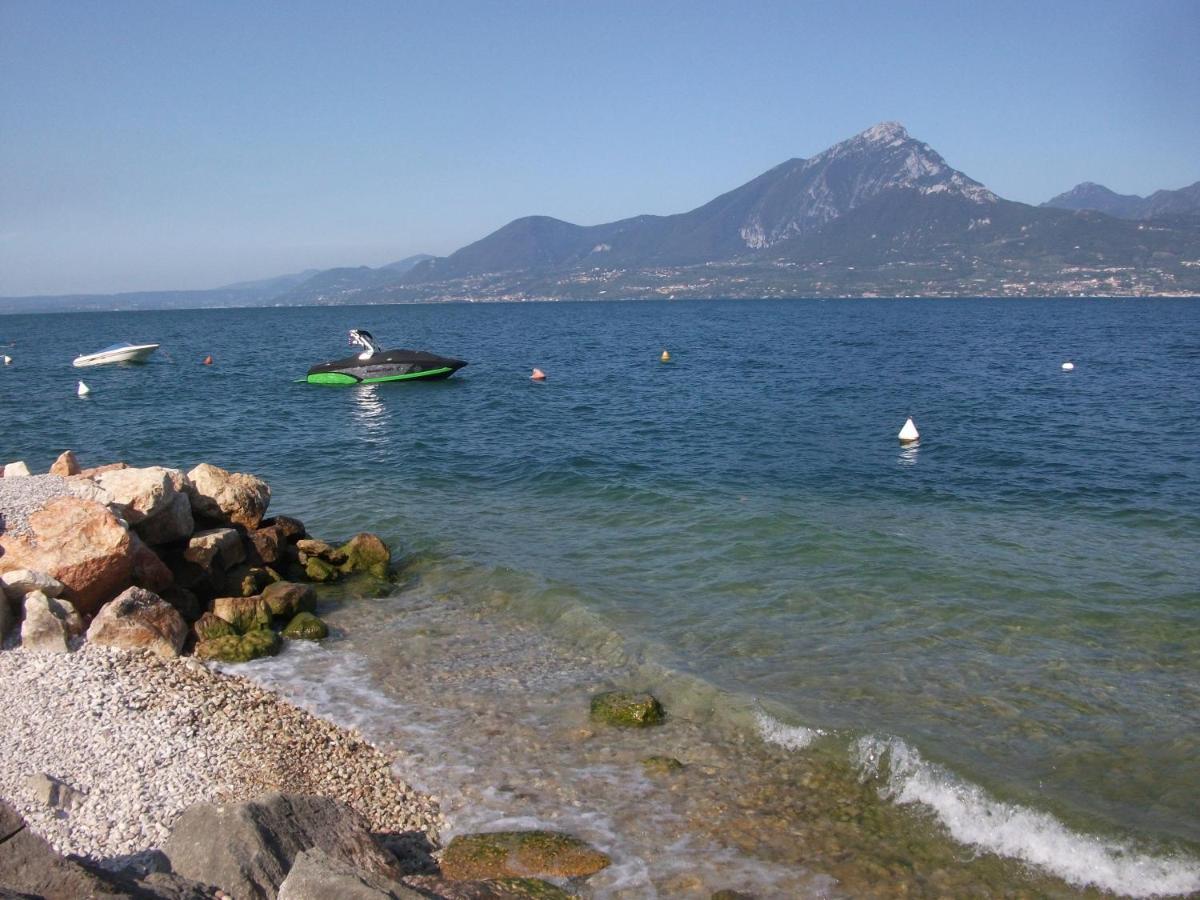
3, 298, 1198, 894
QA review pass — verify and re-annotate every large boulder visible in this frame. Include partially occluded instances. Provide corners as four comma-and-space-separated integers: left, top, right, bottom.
278, 847, 424, 900
264, 515, 307, 541
0, 800, 126, 898
193, 629, 281, 663
184, 527, 245, 571
261, 581, 316, 619
186, 463, 270, 530
3, 461, 31, 477
130, 534, 174, 593
337, 533, 391, 579
163, 793, 401, 899
212, 595, 271, 633
0, 495, 134, 616
20, 591, 81, 653
0, 568, 65, 599
48, 450, 82, 476
92, 466, 179, 525
86, 586, 187, 658
135, 491, 195, 546
589, 691, 665, 728
439, 831, 611, 881
248, 524, 286, 566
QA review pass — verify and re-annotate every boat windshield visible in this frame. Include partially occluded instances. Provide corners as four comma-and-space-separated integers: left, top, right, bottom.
91, 343, 136, 353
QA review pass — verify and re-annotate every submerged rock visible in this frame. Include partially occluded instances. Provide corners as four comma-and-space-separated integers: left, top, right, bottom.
641, 755, 685, 775
296, 538, 346, 566
439, 830, 611, 881
194, 628, 280, 663
282, 612, 328, 641
86, 586, 188, 658
338, 533, 391, 579
589, 691, 665, 728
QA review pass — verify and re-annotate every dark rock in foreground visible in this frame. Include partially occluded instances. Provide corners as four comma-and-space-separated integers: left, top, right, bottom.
163, 793, 402, 899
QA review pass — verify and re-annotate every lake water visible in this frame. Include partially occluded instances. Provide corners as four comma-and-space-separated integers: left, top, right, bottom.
3, 298, 1198, 897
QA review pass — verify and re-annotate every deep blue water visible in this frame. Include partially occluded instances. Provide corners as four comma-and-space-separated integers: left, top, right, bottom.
3, 298, 1199, 888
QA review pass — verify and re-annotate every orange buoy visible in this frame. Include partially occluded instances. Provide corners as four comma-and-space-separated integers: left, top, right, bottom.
531, 367, 546, 381
203, 355, 213, 365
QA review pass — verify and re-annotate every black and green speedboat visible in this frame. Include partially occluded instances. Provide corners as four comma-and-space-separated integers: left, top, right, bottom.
303, 329, 467, 385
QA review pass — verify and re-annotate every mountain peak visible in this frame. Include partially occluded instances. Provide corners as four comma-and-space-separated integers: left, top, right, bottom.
858, 121, 910, 145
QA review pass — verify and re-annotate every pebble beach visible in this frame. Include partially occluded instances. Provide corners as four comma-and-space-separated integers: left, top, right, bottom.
0, 643, 441, 863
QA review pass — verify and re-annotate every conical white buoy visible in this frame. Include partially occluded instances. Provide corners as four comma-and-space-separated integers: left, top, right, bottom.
898, 416, 919, 444
530, 368, 546, 381
2, 355, 11, 365
660, 349, 671, 363
76, 380, 90, 397
1061, 361, 1075, 371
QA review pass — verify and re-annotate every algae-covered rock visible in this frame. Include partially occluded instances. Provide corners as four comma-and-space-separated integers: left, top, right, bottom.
337, 533, 391, 579
282, 612, 328, 641
194, 611, 236, 642
440, 830, 610, 881
212, 595, 271, 633
641, 755, 684, 775
262, 580, 317, 619
589, 691, 665, 728
296, 538, 346, 565
224, 565, 275, 598
194, 628, 281, 663
304, 557, 338, 583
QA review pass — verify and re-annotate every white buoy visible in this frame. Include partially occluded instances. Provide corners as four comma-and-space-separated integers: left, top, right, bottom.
660, 349, 671, 363
2, 355, 11, 365
1061, 361, 1075, 371
76, 380, 90, 397
530, 368, 546, 381
898, 416, 919, 444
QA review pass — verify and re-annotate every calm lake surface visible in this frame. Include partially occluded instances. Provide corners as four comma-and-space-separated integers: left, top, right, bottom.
3, 298, 1198, 896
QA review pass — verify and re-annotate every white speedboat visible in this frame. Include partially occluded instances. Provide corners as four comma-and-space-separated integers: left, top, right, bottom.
72, 342, 160, 367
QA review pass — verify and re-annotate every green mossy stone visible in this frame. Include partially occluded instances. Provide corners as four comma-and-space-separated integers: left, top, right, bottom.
194, 628, 281, 663
282, 611, 328, 641
440, 831, 611, 880
193, 612, 235, 643
212, 596, 272, 634
337, 532, 391, 579
641, 755, 685, 775
589, 691, 665, 728
304, 557, 338, 583
261, 580, 317, 618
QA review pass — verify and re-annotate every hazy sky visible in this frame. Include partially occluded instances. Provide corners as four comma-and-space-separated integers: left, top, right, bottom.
2, 0, 1198, 295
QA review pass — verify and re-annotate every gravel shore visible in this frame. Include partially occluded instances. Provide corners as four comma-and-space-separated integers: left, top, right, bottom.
0, 644, 442, 865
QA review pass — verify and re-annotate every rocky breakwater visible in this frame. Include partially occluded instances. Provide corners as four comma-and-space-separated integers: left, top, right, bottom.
0, 452, 392, 662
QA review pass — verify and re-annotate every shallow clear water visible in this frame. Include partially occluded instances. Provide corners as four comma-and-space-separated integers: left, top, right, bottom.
3, 298, 1198, 895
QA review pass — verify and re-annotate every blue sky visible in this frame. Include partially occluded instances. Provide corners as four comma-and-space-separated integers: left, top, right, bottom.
1, 0, 1197, 295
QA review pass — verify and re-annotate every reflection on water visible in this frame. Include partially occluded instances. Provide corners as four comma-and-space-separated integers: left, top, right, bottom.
351, 385, 387, 438
897, 442, 919, 466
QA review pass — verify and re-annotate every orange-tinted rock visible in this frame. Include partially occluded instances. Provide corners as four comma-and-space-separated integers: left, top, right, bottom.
130, 534, 174, 593
48, 450, 81, 477
86, 586, 187, 658
186, 463, 270, 530
0, 496, 134, 617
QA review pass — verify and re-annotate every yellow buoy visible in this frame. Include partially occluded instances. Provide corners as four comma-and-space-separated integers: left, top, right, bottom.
660, 349, 671, 363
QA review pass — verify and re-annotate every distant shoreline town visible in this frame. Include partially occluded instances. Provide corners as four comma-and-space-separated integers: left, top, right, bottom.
4, 123, 1199, 313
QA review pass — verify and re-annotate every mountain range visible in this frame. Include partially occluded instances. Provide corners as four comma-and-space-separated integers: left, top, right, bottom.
3, 125, 1198, 311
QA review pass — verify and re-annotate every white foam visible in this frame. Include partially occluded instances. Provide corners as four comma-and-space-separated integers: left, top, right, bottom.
853, 735, 1200, 897
755, 711, 821, 751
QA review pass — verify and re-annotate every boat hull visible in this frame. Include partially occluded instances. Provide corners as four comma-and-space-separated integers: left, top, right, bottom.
72, 344, 160, 367
304, 349, 467, 385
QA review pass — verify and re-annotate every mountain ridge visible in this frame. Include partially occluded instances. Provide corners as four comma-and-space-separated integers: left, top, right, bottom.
3, 125, 1198, 311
